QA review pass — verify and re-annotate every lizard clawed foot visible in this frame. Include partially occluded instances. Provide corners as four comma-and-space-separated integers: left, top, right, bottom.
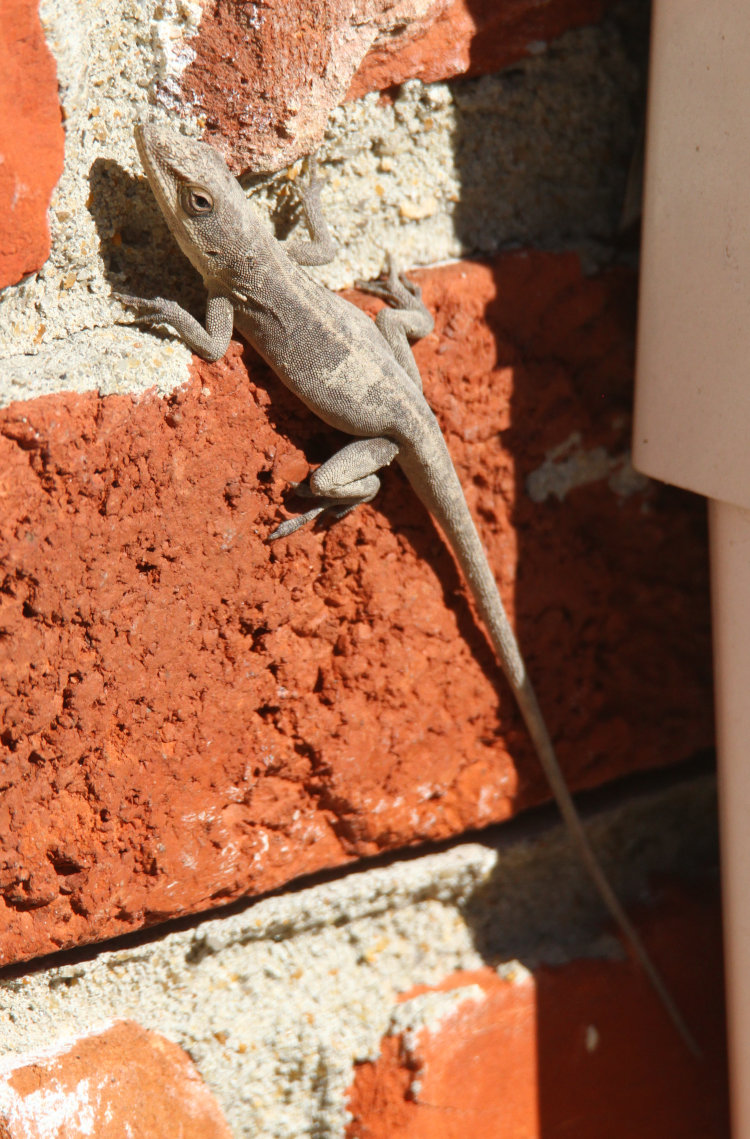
268, 503, 330, 541
268, 486, 358, 541
356, 254, 422, 308
113, 292, 169, 325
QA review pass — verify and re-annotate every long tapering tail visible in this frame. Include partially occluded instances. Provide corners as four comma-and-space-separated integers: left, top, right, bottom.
399, 426, 700, 1055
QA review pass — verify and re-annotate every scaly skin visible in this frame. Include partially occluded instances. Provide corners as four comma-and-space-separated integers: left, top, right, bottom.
117, 122, 697, 1053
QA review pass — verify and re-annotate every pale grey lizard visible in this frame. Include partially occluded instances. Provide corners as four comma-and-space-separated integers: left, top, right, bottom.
117, 122, 697, 1053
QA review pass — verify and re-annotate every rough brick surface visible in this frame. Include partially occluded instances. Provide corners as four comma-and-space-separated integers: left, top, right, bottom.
348, 0, 610, 99
0, 253, 712, 964
0, 1020, 233, 1138
0, 0, 64, 288
182, 0, 448, 171
181, 0, 616, 171
346, 882, 728, 1138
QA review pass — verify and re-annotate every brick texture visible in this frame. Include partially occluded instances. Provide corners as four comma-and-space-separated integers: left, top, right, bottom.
182, 0, 616, 170
348, 0, 612, 98
0, 0, 64, 288
0, 1020, 233, 1138
0, 253, 712, 964
346, 882, 728, 1138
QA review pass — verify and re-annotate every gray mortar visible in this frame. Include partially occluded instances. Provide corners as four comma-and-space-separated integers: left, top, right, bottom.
526, 432, 651, 504
0, 776, 718, 1138
0, 15, 642, 405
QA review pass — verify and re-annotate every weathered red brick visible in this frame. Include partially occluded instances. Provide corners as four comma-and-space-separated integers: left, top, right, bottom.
181, 0, 449, 171
0, 1021, 233, 1138
181, 0, 614, 170
349, 0, 611, 98
346, 883, 728, 1138
0, 0, 64, 288
0, 253, 712, 964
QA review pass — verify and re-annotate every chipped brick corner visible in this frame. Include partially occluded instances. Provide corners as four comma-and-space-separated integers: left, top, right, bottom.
0, 1021, 233, 1139
346, 885, 728, 1139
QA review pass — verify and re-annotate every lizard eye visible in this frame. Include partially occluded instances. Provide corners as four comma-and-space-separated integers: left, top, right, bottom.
182, 185, 214, 215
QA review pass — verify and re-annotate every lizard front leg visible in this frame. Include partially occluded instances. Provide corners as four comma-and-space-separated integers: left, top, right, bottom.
269, 436, 399, 540
357, 258, 433, 390
115, 291, 234, 362
285, 156, 337, 267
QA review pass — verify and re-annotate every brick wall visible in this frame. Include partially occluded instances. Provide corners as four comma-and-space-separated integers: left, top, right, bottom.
0, 1, 726, 1135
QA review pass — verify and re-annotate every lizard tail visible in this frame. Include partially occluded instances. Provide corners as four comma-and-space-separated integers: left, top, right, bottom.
399, 432, 701, 1056
514, 677, 701, 1057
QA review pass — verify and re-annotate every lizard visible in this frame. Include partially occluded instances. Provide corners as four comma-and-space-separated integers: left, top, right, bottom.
116, 121, 697, 1054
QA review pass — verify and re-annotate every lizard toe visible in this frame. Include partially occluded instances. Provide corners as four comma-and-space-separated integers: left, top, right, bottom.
267, 504, 328, 541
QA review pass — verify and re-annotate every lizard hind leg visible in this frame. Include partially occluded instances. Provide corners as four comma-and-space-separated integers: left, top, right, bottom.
268, 436, 400, 541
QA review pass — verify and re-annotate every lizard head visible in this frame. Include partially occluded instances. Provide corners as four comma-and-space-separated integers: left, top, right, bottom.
134, 122, 257, 282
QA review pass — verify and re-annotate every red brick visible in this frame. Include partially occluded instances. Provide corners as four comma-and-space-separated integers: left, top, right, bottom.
0, 253, 712, 964
181, 0, 448, 171
0, 0, 64, 288
181, 0, 614, 171
346, 883, 728, 1138
0, 1021, 232, 1138
349, 0, 610, 98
